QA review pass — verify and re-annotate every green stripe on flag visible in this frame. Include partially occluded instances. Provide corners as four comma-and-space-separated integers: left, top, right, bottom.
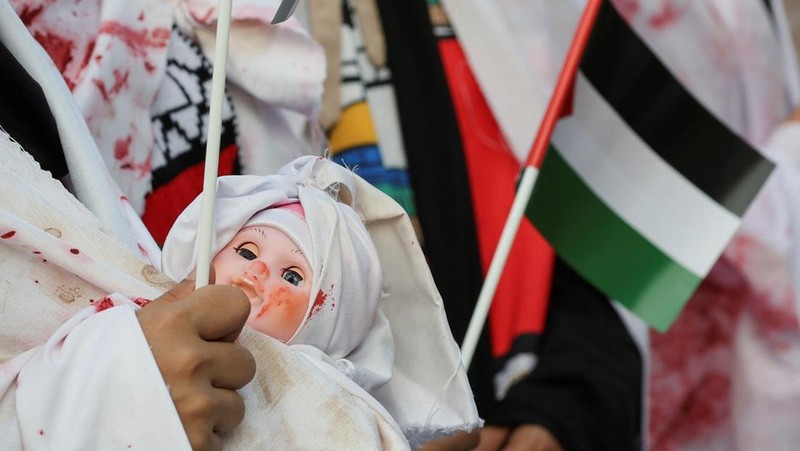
528, 147, 703, 331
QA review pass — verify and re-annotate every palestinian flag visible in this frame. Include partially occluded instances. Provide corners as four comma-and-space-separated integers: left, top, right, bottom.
526, 1, 774, 331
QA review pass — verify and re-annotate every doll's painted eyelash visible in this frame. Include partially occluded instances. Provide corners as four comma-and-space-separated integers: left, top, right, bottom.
233, 244, 258, 260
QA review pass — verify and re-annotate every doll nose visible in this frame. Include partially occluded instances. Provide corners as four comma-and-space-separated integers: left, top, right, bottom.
238, 260, 272, 299
245, 260, 270, 278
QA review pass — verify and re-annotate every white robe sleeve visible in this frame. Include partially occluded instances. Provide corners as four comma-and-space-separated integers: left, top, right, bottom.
1, 296, 190, 450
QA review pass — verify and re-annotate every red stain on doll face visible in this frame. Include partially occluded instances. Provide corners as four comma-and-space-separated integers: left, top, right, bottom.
1, 231, 15, 239
70, 248, 80, 255
39, 429, 44, 436
256, 287, 291, 318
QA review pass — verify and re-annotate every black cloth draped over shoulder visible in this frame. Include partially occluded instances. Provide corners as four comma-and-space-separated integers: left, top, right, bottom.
0, 39, 68, 179
491, 258, 643, 451
374, 0, 497, 415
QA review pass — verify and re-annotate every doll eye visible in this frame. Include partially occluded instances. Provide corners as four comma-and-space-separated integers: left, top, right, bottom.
282, 269, 304, 286
233, 243, 258, 261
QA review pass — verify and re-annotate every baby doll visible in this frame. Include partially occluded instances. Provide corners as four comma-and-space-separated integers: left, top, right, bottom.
209, 202, 317, 343
161, 156, 481, 448
162, 156, 387, 391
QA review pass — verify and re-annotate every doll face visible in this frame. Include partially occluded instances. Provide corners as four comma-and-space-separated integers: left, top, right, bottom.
211, 225, 312, 342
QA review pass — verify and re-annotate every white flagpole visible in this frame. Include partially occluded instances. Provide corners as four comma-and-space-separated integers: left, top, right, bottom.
460, 0, 603, 369
194, 0, 234, 289
194, 0, 300, 289
460, 166, 538, 368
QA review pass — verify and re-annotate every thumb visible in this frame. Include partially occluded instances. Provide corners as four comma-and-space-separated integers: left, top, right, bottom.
156, 277, 196, 304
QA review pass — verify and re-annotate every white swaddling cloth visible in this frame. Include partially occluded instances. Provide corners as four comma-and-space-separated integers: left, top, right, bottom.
162, 156, 482, 446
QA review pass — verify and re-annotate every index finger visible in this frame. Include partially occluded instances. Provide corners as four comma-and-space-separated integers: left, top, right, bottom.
155, 277, 197, 304
187, 285, 251, 342
152, 265, 216, 304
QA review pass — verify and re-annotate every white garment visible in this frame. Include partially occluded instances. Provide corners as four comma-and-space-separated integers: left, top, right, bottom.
10, 0, 326, 213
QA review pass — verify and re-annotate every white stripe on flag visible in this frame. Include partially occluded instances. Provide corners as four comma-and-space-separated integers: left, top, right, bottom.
551, 74, 741, 277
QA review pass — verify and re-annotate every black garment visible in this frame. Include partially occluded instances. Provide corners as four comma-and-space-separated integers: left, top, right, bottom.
374, 0, 495, 414
491, 258, 643, 451
0, 39, 67, 178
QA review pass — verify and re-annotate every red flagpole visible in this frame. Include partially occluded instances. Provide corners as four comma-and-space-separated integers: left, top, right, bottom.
526, 0, 602, 168
461, 0, 604, 369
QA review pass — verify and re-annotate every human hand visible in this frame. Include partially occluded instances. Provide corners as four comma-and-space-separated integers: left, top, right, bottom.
137, 275, 256, 451
788, 107, 800, 123
415, 430, 480, 450
475, 424, 563, 451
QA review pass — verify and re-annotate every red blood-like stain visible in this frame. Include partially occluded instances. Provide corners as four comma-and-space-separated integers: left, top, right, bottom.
120, 158, 151, 178
98, 22, 170, 57
648, 0, 680, 30
616, 0, 640, 22
33, 32, 75, 73
144, 60, 155, 73
138, 11, 145, 21
39, 429, 44, 436
42, 259, 47, 263
70, 248, 80, 255
94, 296, 115, 312
89, 66, 129, 99
35, 280, 39, 284
648, 260, 746, 449
92, 78, 110, 101
82, 41, 96, 69
133, 298, 151, 308
120, 195, 129, 202
114, 136, 133, 160
110, 69, 130, 96
1, 231, 15, 239
33, 251, 41, 255
308, 290, 327, 318
18, 5, 44, 25
256, 288, 291, 318
195, 8, 215, 24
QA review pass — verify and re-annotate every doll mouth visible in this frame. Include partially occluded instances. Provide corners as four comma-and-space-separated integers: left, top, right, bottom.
230, 278, 261, 303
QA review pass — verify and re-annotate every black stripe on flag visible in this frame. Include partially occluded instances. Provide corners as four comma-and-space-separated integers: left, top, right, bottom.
580, 1, 774, 217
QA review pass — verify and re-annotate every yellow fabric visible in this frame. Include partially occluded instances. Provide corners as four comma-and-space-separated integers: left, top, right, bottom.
329, 102, 379, 153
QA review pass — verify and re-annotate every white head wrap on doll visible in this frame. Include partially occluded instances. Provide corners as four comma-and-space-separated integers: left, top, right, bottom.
163, 166, 387, 392
162, 156, 481, 446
